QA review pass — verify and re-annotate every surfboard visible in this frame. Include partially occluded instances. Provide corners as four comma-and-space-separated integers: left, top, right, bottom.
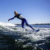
25, 29, 40, 33
34, 29, 40, 32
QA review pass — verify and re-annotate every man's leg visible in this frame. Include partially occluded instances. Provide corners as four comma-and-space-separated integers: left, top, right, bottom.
24, 19, 35, 30
21, 20, 25, 28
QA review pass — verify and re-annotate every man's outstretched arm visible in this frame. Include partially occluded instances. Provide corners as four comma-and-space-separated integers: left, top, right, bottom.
8, 17, 15, 21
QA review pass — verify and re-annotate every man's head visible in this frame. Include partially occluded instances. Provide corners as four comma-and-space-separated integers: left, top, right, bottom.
14, 11, 18, 15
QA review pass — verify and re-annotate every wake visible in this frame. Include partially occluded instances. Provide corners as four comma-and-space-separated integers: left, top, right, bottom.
0, 22, 50, 42
0, 25, 50, 42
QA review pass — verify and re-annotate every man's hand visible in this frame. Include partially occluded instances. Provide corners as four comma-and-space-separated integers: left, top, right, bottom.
8, 19, 10, 21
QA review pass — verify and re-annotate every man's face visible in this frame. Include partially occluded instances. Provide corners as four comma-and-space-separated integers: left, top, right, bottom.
14, 12, 17, 15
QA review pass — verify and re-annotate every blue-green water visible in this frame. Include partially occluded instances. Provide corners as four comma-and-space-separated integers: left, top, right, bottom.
0, 25, 50, 50
16, 25, 50, 28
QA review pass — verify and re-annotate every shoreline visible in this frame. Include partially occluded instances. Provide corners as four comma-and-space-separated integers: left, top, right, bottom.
15, 23, 50, 25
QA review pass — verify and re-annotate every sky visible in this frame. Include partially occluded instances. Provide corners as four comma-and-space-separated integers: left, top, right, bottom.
0, 0, 50, 24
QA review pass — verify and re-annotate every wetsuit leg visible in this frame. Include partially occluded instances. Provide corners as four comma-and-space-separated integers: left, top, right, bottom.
24, 19, 35, 30
21, 19, 25, 28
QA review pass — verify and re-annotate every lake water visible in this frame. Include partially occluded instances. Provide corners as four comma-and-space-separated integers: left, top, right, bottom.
0, 25, 50, 50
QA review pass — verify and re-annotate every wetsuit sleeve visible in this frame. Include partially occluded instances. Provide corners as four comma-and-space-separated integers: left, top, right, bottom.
9, 17, 15, 20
